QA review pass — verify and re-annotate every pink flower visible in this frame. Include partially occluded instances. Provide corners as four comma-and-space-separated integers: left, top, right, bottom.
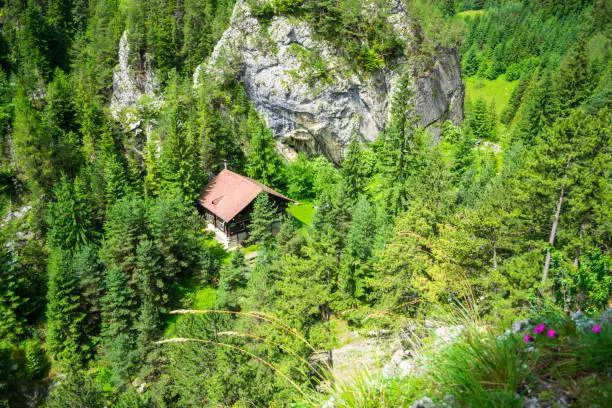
524, 334, 532, 343
534, 324, 546, 334
547, 329, 556, 338
593, 325, 601, 334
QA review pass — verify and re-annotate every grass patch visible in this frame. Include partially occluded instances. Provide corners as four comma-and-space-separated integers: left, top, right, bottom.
242, 243, 260, 256
164, 286, 217, 336
287, 202, 315, 227
457, 9, 486, 18
464, 76, 519, 117
192, 286, 217, 310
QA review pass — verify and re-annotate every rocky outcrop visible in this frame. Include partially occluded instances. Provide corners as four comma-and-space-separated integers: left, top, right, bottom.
110, 30, 161, 141
195, 0, 464, 164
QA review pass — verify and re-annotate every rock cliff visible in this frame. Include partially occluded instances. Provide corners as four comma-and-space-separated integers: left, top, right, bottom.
110, 30, 161, 141
195, 0, 464, 164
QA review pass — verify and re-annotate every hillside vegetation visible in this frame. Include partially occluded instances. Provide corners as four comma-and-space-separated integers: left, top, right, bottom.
0, 0, 610, 407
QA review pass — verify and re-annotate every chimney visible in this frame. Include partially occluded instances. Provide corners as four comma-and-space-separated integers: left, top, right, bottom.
223, 159, 228, 170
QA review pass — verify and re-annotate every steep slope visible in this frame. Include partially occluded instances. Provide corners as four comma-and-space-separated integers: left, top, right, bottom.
195, 0, 464, 163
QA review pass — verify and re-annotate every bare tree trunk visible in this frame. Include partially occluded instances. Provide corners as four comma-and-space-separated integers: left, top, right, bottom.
574, 215, 588, 267
543, 184, 566, 284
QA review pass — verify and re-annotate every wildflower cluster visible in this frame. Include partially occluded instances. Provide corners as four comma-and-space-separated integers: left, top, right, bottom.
524, 322, 603, 343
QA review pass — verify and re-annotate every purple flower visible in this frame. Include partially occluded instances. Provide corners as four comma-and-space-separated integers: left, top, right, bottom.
547, 329, 556, 338
524, 334, 532, 343
593, 325, 601, 334
534, 324, 546, 334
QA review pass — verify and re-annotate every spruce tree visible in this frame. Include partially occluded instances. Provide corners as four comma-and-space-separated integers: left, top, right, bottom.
247, 192, 279, 246
245, 108, 284, 190
379, 71, 422, 216
559, 37, 590, 112
340, 198, 376, 299
469, 98, 493, 140
516, 71, 560, 144
216, 251, 247, 310
46, 371, 104, 408
0, 249, 25, 341
158, 71, 204, 199
135, 239, 167, 307
46, 250, 87, 369
73, 246, 104, 342
100, 196, 147, 273
101, 265, 137, 342
341, 133, 365, 205
45, 175, 94, 252
101, 265, 139, 384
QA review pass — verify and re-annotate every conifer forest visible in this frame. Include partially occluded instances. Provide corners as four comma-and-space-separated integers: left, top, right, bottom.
0, 0, 610, 407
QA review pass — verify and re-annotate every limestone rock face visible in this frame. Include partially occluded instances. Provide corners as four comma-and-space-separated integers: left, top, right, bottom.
110, 30, 161, 140
195, 0, 464, 164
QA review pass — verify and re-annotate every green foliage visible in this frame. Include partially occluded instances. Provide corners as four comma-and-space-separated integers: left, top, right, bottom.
248, 192, 281, 246
377, 71, 422, 217
0, 0, 609, 405
101, 264, 139, 383
23, 338, 48, 380
341, 134, 366, 204
246, 108, 285, 190
468, 98, 496, 141
563, 248, 612, 314
286, 153, 316, 200
216, 251, 248, 310
309, 371, 425, 407
0, 248, 26, 341
340, 198, 376, 299
432, 329, 532, 407
46, 371, 105, 408
46, 249, 89, 369
250, 0, 406, 74
45, 175, 95, 251
156, 71, 205, 200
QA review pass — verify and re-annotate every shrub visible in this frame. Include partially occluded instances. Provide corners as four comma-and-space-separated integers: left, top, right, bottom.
430, 329, 534, 407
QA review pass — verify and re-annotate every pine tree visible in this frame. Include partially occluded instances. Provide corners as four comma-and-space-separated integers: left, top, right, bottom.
135, 239, 167, 307
516, 71, 560, 144
100, 196, 147, 273
101, 265, 137, 341
12, 85, 52, 194
378, 71, 422, 216
158, 71, 204, 199
0, 249, 25, 341
144, 139, 161, 197
340, 198, 376, 299
46, 250, 87, 369
147, 194, 202, 281
451, 129, 476, 182
341, 133, 365, 204
559, 37, 590, 112
469, 98, 493, 140
517, 109, 609, 285
45, 175, 94, 252
101, 265, 139, 384
99, 128, 130, 204
248, 192, 280, 246
462, 46, 479, 77
245, 108, 284, 190
46, 371, 104, 408
216, 251, 247, 310
73, 246, 104, 342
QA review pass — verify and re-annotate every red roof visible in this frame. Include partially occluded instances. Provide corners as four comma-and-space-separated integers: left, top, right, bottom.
198, 169, 292, 222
